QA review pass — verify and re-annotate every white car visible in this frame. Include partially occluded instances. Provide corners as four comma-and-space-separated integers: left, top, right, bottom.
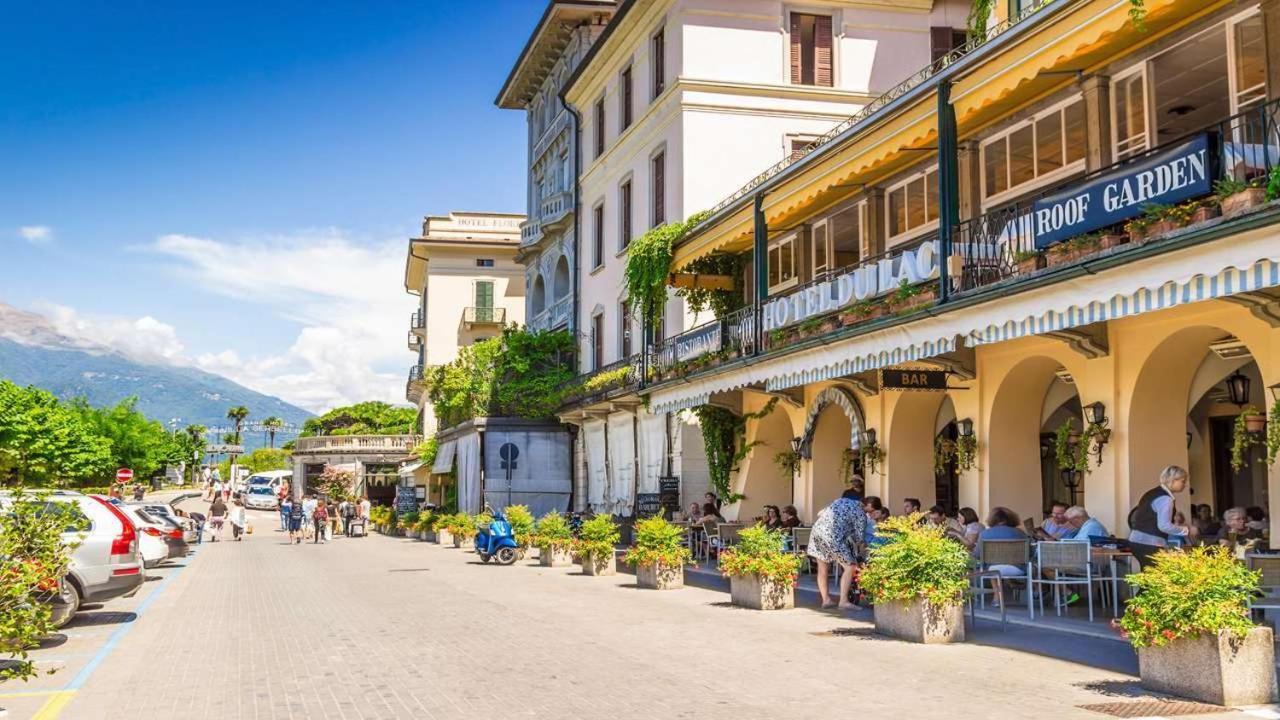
116, 503, 170, 569
242, 485, 279, 511
244, 470, 290, 495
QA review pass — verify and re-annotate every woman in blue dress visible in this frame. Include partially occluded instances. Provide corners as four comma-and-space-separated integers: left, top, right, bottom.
807, 482, 869, 609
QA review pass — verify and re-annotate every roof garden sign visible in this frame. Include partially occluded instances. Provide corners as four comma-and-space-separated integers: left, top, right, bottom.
1033, 134, 1215, 248
762, 239, 939, 331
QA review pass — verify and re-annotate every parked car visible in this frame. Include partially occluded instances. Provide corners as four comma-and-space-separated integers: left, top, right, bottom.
129, 499, 198, 544
41, 576, 79, 629
243, 470, 290, 498
242, 485, 280, 511
110, 502, 172, 569
139, 511, 191, 559
0, 490, 144, 615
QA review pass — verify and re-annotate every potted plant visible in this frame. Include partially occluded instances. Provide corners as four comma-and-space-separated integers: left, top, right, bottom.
418, 511, 438, 542
623, 516, 692, 590
400, 510, 419, 538
860, 514, 970, 643
1232, 407, 1265, 472
505, 504, 535, 560
575, 515, 620, 576
719, 525, 801, 610
535, 511, 575, 566
1013, 249, 1044, 274
1098, 230, 1129, 250
954, 433, 978, 472
442, 513, 475, 548
1268, 398, 1280, 468
1145, 204, 1181, 236
1125, 215, 1154, 243
1189, 199, 1220, 225
1217, 177, 1266, 216
860, 444, 885, 476
434, 512, 456, 545
932, 437, 956, 475
819, 314, 841, 334
887, 280, 935, 313
1118, 546, 1276, 706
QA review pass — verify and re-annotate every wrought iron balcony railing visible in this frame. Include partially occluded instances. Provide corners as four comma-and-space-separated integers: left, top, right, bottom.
462, 307, 506, 326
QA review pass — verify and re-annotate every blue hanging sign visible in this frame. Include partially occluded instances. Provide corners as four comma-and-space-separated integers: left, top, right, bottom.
1032, 134, 1215, 249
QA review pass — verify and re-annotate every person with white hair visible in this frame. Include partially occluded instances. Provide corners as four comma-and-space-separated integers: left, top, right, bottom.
1215, 506, 1264, 558
1063, 506, 1108, 543
1127, 465, 1197, 566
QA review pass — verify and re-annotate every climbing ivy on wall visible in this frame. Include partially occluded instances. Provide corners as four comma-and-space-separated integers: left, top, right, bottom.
691, 398, 779, 505
623, 210, 711, 326
677, 252, 747, 320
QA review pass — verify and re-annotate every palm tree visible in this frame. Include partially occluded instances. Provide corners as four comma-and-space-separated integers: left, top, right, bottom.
226, 406, 249, 445
184, 424, 207, 484
262, 416, 284, 448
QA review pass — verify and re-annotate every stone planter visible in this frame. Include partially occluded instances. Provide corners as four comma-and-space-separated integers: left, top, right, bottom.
539, 546, 573, 567
1046, 247, 1087, 267
635, 562, 684, 590
435, 529, 453, 545
1222, 187, 1266, 217
728, 573, 794, 610
424, 530, 438, 543
581, 553, 616, 576
1137, 627, 1277, 706
873, 598, 965, 644
1148, 219, 1183, 237
452, 535, 463, 548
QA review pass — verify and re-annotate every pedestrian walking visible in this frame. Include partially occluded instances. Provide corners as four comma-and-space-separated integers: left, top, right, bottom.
807, 479, 869, 610
229, 503, 247, 541
339, 498, 353, 537
208, 496, 228, 542
285, 498, 305, 544
313, 500, 329, 544
328, 502, 340, 539
302, 494, 318, 540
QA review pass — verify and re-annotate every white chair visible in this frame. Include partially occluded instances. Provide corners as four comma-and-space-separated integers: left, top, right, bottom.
1031, 540, 1105, 622
977, 538, 1033, 618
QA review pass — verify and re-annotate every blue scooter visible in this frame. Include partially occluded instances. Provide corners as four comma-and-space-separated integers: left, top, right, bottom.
474, 508, 519, 565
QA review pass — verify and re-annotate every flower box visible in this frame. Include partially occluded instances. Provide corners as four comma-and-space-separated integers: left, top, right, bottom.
1016, 255, 1045, 274
1046, 247, 1085, 267
452, 535, 464, 548
1191, 205, 1220, 225
1148, 219, 1182, 237
539, 545, 573, 567
1222, 187, 1266, 217
728, 573, 794, 610
581, 553, 616, 576
635, 562, 684, 590
424, 530, 438, 543
893, 289, 936, 313
1137, 627, 1277, 706
1099, 233, 1128, 251
873, 598, 965, 644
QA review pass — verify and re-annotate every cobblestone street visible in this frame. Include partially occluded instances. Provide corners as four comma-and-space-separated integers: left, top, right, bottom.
6, 505, 1244, 720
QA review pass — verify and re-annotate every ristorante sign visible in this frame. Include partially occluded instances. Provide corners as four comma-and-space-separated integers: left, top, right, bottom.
762, 239, 940, 331
1033, 134, 1215, 248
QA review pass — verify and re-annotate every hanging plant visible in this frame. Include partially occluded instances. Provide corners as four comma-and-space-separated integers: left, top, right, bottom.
1268, 399, 1280, 468
955, 434, 978, 472
691, 397, 778, 505
966, 0, 996, 40
1232, 406, 1264, 472
623, 210, 711, 326
773, 449, 801, 479
839, 448, 859, 486
1054, 420, 1099, 476
860, 444, 885, 477
678, 252, 746, 320
933, 437, 957, 475
1128, 0, 1147, 32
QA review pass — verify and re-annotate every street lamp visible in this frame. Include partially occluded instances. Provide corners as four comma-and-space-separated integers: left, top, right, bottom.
861, 428, 877, 448
1226, 370, 1252, 407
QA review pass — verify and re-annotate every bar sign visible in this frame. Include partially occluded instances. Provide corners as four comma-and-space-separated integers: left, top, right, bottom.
880, 368, 948, 391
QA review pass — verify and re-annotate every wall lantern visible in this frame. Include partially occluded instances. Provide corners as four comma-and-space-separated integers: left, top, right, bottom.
957, 418, 974, 438
1083, 401, 1107, 427
1269, 382, 1280, 403
790, 436, 804, 457
1060, 468, 1081, 506
1226, 370, 1252, 408
861, 429, 877, 448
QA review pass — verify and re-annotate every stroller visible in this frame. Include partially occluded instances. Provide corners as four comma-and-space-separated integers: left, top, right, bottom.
348, 516, 367, 538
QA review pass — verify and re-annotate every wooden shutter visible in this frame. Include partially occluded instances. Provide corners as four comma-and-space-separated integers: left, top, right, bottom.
815, 15, 833, 87
652, 29, 665, 98
930, 27, 956, 64
652, 153, 665, 225
789, 13, 802, 84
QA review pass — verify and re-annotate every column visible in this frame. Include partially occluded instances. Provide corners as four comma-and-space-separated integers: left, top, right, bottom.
862, 188, 886, 258
1081, 74, 1113, 173
957, 140, 983, 222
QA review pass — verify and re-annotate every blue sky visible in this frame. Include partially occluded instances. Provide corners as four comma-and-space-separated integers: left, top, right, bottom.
0, 1, 543, 412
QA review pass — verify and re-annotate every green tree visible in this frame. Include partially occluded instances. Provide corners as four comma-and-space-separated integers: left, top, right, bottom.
0, 381, 113, 487
300, 401, 417, 437
71, 396, 175, 481
261, 416, 284, 448
225, 406, 249, 445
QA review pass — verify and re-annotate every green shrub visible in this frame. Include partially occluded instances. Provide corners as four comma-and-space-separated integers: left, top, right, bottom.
505, 505, 535, 549
1117, 545, 1259, 648
400, 510, 420, 529
859, 513, 970, 609
718, 524, 802, 587
441, 512, 476, 539
623, 515, 692, 568
535, 511, 573, 551
575, 515, 620, 561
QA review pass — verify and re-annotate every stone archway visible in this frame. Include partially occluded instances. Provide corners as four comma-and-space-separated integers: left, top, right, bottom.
738, 408, 796, 521
531, 275, 547, 315
886, 390, 946, 512
799, 387, 864, 457
553, 256, 571, 300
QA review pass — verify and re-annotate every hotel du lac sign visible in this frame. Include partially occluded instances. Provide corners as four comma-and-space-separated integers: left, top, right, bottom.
1032, 134, 1216, 248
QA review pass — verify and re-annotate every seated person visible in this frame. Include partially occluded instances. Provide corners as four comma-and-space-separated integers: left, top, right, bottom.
1193, 503, 1221, 538
683, 502, 702, 523
762, 505, 785, 531
926, 505, 948, 528
954, 507, 984, 550
978, 507, 1028, 576
1246, 506, 1268, 532
698, 502, 725, 525
1039, 501, 1073, 540
1217, 506, 1265, 557
902, 497, 922, 516
1061, 506, 1108, 543
780, 505, 801, 529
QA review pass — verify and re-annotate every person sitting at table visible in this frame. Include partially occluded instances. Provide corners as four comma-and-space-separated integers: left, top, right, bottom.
699, 502, 725, 524
902, 497, 922, 516
953, 507, 984, 550
780, 505, 801, 529
1061, 506, 1108, 543
926, 505, 947, 528
1246, 506, 1268, 532
683, 502, 702, 523
863, 496, 883, 515
1127, 465, 1196, 566
1216, 507, 1265, 557
762, 505, 785, 531
1193, 504, 1221, 538
705, 492, 723, 513
978, 507, 1028, 577
1040, 501, 1073, 539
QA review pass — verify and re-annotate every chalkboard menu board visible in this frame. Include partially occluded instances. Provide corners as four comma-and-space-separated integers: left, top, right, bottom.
659, 477, 680, 511
395, 486, 418, 514
636, 493, 662, 517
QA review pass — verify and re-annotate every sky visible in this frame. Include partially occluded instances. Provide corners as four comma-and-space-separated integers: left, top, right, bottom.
0, 1, 544, 413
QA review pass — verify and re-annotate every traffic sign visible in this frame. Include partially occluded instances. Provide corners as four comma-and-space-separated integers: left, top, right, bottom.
115, 468, 134, 484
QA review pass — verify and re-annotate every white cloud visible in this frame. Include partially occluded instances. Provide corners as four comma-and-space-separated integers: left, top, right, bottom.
17, 226, 53, 245
35, 303, 187, 366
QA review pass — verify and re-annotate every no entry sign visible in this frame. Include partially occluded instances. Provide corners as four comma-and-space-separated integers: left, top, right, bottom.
116, 468, 134, 484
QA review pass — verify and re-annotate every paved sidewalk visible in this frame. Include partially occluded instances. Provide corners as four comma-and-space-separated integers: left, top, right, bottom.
5, 513, 1259, 719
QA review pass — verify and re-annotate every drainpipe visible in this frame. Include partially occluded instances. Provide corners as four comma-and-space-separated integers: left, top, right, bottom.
937, 80, 959, 303
566, 99, 585, 514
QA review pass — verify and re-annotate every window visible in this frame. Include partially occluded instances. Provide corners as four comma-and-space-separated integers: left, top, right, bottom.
651, 151, 665, 226
651, 28, 665, 99
981, 99, 1085, 200
789, 137, 816, 161
767, 234, 798, 293
887, 167, 939, 240
619, 180, 633, 248
620, 66, 633, 130
812, 221, 829, 277
619, 302, 633, 357
592, 313, 605, 370
475, 259, 494, 268
1233, 13, 1266, 109
594, 96, 606, 158
474, 281, 494, 323
789, 13, 833, 87
592, 204, 604, 269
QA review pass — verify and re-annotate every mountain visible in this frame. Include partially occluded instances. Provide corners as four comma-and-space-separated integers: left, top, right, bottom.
0, 304, 312, 446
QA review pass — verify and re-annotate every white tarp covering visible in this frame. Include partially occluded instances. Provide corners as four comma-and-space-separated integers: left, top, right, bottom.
431, 439, 456, 474
480, 428, 571, 517
636, 408, 665, 496
606, 412, 636, 516
397, 461, 424, 476
583, 419, 608, 514
455, 433, 482, 514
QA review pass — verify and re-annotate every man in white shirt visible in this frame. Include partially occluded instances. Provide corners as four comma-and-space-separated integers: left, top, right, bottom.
302, 495, 318, 540
1063, 506, 1108, 543
1041, 501, 1073, 539
360, 496, 372, 519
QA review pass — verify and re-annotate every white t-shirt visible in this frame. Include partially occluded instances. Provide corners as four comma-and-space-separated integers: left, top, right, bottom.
360, 500, 371, 519
302, 498, 317, 518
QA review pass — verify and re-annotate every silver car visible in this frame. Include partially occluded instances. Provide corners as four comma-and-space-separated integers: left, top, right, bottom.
129, 499, 199, 545
0, 490, 144, 616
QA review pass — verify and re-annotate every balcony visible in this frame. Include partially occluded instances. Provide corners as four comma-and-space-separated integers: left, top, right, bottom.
293, 434, 421, 456
407, 330, 422, 352
539, 191, 573, 233
406, 364, 425, 404
520, 218, 543, 248
462, 306, 506, 328
409, 309, 425, 337
530, 294, 572, 332
560, 354, 643, 407
531, 108, 569, 165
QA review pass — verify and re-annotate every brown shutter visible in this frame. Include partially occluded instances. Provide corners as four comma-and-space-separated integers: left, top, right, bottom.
652, 153, 665, 225
815, 15, 833, 87
930, 27, 955, 64
789, 13, 802, 84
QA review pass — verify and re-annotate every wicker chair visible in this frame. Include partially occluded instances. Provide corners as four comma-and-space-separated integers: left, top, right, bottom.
792, 527, 812, 573
977, 538, 1032, 618
712, 523, 745, 568
1031, 540, 1105, 622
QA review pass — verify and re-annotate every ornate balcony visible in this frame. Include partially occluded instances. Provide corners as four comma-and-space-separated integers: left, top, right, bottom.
406, 364, 425, 404
520, 218, 543, 247
409, 309, 425, 337
539, 191, 573, 232
293, 434, 421, 457
462, 307, 506, 328
407, 330, 422, 352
